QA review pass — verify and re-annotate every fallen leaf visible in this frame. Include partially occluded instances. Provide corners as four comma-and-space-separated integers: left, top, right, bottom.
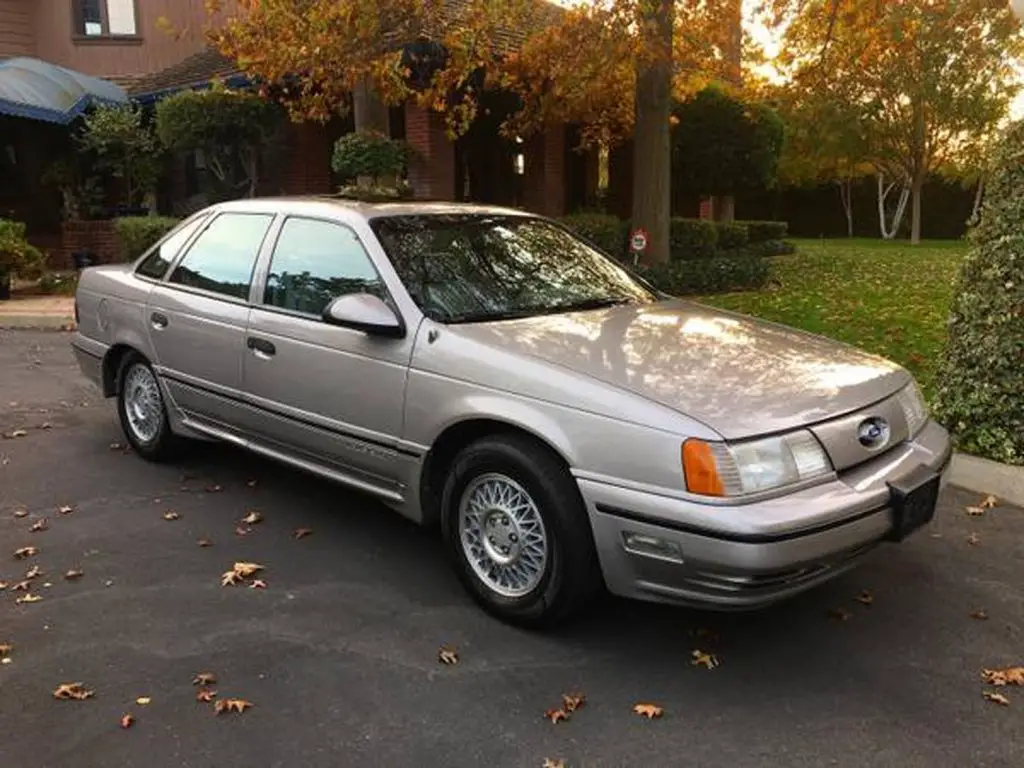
632, 703, 664, 719
120, 713, 135, 729
40, 422, 52, 430
206, 484, 222, 493
241, 511, 262, 525
136, 697, 151, 705
970, 609, 989, 621
221, 570, 243, 587
234, 526, 251, 537
25, 565, 42, 580
53, 682, 94, 700
980, 494, 998, 509
13, 546, 39, 559
10, 580, 31, 591
828, 607, 852, 621
162, 511, 180, 521
855, 590, 875, 606
293, 527, 314, 540
542, 759, 566, 768
214, 698, 252, 715
1, 657, 10, 665
197, 539, 212, 548
438, 646, 459, 665
9, 430, 27, 438
192, 673, 217, 686
233, 562, 264, 578
0, 581, 6, 590
0, 643, 12, 657
65, 569, 84, 581
981, 667, 1024, 686
965, 506, 986, 517
544, 708, 569, 724
29, 518, 48, 532
967, 533, 981, 546
691, 650, 719, 669
15, 593, 42, 604
57, 505, 73, 515
196, 689, 217, 702
562, 693, 586, 713
983, 691, 1010, 707
109, 442, 124, 451
249, 579, 267, 589
13, 508, 28, 518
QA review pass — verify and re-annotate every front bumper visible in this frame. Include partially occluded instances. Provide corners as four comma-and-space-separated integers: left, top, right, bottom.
579, 419, 952, 609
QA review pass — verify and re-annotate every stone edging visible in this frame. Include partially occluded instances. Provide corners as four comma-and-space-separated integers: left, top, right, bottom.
946, 452, 1024, 507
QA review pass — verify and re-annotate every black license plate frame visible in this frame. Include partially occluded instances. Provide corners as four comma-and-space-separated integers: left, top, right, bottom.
886, 463, 941, 542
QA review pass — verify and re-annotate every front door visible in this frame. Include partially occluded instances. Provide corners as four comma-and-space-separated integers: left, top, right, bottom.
241, 215, 415, 490
147, 211, 275, 429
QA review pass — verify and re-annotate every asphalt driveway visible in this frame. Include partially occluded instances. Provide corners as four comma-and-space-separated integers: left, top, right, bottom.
1, 329, 1022, 768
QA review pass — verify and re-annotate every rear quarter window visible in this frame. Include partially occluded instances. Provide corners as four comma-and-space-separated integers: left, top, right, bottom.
136, 215, 209, 280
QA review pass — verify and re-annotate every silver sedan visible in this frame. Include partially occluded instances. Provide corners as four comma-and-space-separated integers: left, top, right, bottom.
71, 198, 952, 627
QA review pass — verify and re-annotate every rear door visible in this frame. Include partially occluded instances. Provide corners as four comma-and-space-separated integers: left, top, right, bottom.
147, 211, 275, 429
241, 215, 415, 492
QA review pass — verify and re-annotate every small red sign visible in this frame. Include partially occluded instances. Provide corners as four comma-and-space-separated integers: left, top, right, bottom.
629, 228, 649, 253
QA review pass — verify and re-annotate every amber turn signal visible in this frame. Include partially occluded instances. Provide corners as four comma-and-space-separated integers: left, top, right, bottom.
682, 439, 725, 496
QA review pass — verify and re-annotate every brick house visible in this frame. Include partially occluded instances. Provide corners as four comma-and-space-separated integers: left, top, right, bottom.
1, 0, 594, 266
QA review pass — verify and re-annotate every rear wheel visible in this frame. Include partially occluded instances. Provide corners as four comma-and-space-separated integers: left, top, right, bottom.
440, 434, 603, 628
116, 352, 178, 462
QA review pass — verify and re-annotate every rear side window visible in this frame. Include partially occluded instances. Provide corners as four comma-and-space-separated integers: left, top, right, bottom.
168, 213, 274, 300
136, 215, 208, 280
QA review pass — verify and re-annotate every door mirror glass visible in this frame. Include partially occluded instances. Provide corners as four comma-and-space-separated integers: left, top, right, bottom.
323, 293, 405, 338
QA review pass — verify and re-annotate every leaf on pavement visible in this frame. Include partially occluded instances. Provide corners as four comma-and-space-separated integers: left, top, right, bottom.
293, 527, 313, 540
15, 593, 42, 604
29, 518, 49, 532
120, 713, 135, 729
967, 533, 981, 546
8, 430, 27, 438
855, 590, 875, 606
0, 643, 12, 657
233, 562, 264, 578
241, 511, 262, 525
53, 682, 94, 700
57, 505, 73, 515
196, 689, 217, 703
970, 609, 989, 621
192, 672, 217, 686
438, 646, 459, 665
980, 494, 998, 509
249, 579, 267, 589
542, 759, 566, 768
246, 478, 258, 488
109, 442, 124, 451
13, 508, 28, 518
965, 506, 985, 517
214, 698, 252, 715
162, 511, 180, 521
14, 546, 38, 559
25, 565, 42, 580
632, 703, 664, 719
197, 539, 212, 548
136, 697, 151, 705
221, 570, 243, 587
981, 667, 1024, 686
234, 526, 251, 537
544, 708, 569, 724
205, 484, 223, 494
10, 580, 31, 592
983, 691, 1010, 707
691, 650, 719, 669
828, 607, 852, 622
562, 693, 586, 713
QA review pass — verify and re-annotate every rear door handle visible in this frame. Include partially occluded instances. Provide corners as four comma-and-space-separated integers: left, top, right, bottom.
151, 311, 168, 329
247, 337, 276, 358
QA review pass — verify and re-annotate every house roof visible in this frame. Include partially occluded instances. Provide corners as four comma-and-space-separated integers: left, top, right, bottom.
130, 0, 563, 99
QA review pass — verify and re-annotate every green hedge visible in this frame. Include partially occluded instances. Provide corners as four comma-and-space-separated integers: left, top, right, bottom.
714, 221, 749, 250
558, 213, 628, 259
669, 219, 717, 260
638, 251, 770, 295
114, 217, 180, 262
745, 220, 788, 243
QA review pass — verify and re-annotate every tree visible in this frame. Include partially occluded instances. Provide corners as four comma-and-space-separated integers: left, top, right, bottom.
154, 86, 284, 199
77, 104, 162, 211
671, 84, 785, 205
779, 0, 1024, 244
933, 121, 1024, 465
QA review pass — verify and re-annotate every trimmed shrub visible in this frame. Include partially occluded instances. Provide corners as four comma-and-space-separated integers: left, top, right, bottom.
714, 221, 749, 250
114, 217, 180, 262
0, 219, 44, 282
933, 121, 1024, 465
668, 218, 717, 261
745, 220, 788, 243
559, 214, 628, 259
639, 251, 769, 295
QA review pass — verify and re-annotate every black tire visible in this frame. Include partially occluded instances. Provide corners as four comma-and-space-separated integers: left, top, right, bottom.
115, 352, 179, 462
440, 434, 604, 628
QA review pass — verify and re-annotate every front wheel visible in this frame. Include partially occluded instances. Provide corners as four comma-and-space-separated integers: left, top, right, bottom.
116, 352, 178, 462
440, 434, 603, 628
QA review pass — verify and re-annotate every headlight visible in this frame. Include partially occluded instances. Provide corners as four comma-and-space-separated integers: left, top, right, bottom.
895, 381, 929, 437
682, 431, 832, 497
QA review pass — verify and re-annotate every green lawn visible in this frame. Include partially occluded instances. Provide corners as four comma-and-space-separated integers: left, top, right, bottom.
697, 238, 967, 399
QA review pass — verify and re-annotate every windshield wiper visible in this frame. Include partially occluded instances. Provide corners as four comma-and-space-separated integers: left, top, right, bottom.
444, 297, 636, 325
445, 307, 541, 324
548, 296, 637, 313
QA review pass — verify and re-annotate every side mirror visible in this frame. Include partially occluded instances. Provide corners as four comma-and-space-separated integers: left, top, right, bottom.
322, 293, 405, 338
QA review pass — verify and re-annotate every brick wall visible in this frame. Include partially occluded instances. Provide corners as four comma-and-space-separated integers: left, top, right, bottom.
279, 122, 333, 195
58, 220, 119, 270
405, 104, 455, 200
522, 124, 567, 217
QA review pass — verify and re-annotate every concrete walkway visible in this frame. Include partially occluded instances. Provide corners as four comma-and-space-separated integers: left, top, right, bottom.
0, 295, 75, 329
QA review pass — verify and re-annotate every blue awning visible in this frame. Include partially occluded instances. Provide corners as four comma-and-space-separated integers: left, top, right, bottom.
0, 57, 128, 124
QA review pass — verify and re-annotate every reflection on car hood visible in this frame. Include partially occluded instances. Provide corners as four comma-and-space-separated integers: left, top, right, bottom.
452, 299, 911, 439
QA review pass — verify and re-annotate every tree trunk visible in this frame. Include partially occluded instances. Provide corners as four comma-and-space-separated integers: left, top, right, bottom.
970, 177, 985, 224
837, 178, 853, 237
910, 172, 924, 245
877, 172, 910, 240
631, 0, 674, 265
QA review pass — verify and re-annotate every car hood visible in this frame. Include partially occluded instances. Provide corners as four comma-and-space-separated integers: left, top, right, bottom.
451, 299, 911, 439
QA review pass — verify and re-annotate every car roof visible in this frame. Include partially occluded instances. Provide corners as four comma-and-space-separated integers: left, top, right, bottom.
208, 196, 537, 223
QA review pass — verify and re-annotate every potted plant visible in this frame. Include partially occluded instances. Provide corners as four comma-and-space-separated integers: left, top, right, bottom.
0, 219, 45, 301
331, 131, 415, 201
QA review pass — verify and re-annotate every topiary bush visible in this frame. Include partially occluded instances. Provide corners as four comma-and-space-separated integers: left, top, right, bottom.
668, 218, 718, 261
558, 213, 628, 259
932, 121, 1024, 465
114, 217, 181, 262
745, 220, 788, 243
639, 251, 769, 295
332, 131, 413, 183
0, 219, 45, 287
713, 221, 749, 250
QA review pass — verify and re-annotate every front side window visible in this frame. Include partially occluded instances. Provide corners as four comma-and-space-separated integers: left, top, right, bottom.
370, 215, 657, 323
73, 0, 137, 37
263, 217, 386, 316
168, 213, 274, 300
136, 214, 209, 280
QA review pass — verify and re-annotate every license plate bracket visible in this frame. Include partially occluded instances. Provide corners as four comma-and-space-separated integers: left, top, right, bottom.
886, 463, 941, 542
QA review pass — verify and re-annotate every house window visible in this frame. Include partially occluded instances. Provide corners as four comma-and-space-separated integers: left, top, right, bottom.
74, 0, 138, 37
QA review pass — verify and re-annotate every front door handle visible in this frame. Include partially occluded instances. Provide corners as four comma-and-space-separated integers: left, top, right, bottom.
247, 337, 276, 358
151, 311, 169, 329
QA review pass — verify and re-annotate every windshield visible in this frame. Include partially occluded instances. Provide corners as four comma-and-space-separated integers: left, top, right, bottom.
370, 214, 658, 324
